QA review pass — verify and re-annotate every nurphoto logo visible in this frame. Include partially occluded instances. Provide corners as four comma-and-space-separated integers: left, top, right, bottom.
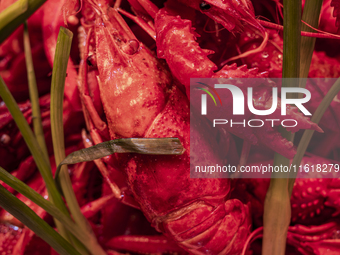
200, 84, 311, 116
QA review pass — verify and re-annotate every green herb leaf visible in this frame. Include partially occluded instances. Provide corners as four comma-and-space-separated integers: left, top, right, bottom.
50, 27, 73, 167
0, 166, 111, 254
51, 27, 106, 255
0, 0, 47, 44
0, 0, 28, 33
288, 78, 340, 193
0, 183, 81, 255
0, 76, 70, 217
299, 0, 323, 81
23, 20, 49, 162
55, 137, 185, 179
0, 71, 73, 244
0, 166, 110, 254
262, 1, 302, 255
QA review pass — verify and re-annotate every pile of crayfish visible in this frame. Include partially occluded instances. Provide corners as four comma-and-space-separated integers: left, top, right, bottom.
1, 0, 340, 254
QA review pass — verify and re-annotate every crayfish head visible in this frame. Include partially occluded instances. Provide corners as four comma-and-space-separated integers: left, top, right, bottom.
176, 0, 264, 34
92, 8, 173, 139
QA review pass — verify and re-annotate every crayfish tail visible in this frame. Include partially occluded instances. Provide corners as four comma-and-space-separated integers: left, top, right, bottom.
158, 199, 251, 255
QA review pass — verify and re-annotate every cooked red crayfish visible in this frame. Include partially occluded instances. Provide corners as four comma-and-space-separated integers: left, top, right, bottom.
74, 0, 252, 253
233, 154, 340, 254
0, 0, 51, 102
118, 0, 322, 159
71, 0, 327, 254
1, 0, 340, 254
237, 25, 340, 158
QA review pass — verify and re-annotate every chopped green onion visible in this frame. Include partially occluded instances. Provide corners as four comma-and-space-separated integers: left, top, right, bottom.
0, 0, 46, 44
23, 20, 49, 162
262, 1, 302, 255
51, 27, 105, 255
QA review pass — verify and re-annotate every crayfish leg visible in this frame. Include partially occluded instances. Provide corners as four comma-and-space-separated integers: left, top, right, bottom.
78, 26, 108, 136
105, 235, 184, 253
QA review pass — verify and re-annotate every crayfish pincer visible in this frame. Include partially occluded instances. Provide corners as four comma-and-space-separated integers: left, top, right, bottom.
73, 0, 252, 254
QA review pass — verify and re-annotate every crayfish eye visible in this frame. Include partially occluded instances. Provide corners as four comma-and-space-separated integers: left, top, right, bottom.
199, 1, 211, 11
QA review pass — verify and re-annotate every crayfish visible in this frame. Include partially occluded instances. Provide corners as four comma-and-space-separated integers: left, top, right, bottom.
75, 0, 252, 253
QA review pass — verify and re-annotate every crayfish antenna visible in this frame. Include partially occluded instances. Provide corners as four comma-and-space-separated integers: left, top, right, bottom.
241, 227, 264, 255
222, 30, 269, 64
128, 0, 159, 19
114, 0, 122, 9
118, 8, 156, 39
259, 20, 340, 39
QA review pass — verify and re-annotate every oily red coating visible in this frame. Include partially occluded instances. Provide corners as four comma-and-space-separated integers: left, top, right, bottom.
235, 155, 340, 227
155, 6, 321, 159
95, 20, 170, 138
175, 0, 262, 33
81, 4, 251, 254
306, 52, 340, 133
122, 86, 230, 218
155, 8, 217, 89
0, 93, 84, 171
119, 85, 249, 254
330, 0, 340, 29
238, 28, 283, 78
42, 0, 81, 110
239, 28, 340, 137
0, 223, 31, 255
315, 0, 340, 56
286, 222, 340, 255
0, 174, 47, 227
105, 235, 184, 253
